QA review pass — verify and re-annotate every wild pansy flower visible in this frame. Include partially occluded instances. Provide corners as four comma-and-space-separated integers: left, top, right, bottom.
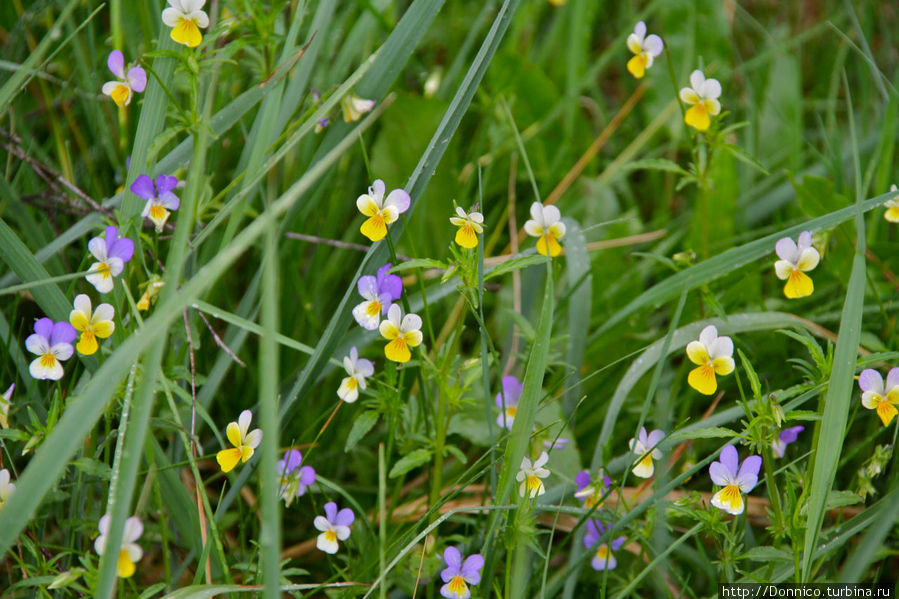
772, 425, 804, 458
131, 174, 180, 232
574, 469, 612, 510
774, 231, 820, 299
583, 519, 625, 571
94, 514, 143, 578
859, 368, 899, 427
314, 501, 354, 554
439, 546, 484, 599
86, 226, 134, 294
495, 375, 523, 430
679, 69, 722, 131
709, 444, 761, 516
524, 201, 566, 257
216, 410, 263, 473
516, 451, 550, 498
162, 0, 209, 48
685, 325, 735, 396
884, 184, 899, 223
0, 384, 12, 429
352, 263, 402, 330
356, 180, 411, 242
449, 206, 484, 249
69, 294, 115, 356
26, 318, 76, 381
315, 117, 330, 133
101, 50, 146, 108
338, 346, 374, 403
276, 449, 316, 507
341, 92, 376, 122
379, 304, 423, 364
0, 468, 15, 510
137, 277, 165, 311
628, 427, 664, 479
626, 22, 663, 79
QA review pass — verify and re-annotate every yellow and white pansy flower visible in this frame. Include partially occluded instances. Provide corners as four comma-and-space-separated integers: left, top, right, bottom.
0, 384, 13, 429
216, 410, 263, 473
161, 0, 209, 48
524, 201, 566, 257
679, 69, 722, 131
449, 206, 485, 249
94, 514, 143, 578
516, 451, 550, 498
378, 304, 423, 364
337, 346, 374, 403
0, 468, 15, 510
626, 22, 663, 79
69, 294, 115, 356
884, 184, 899, 223
774, 231, 820, 299
685, 325, 735, 396
628, 427, 664, 478
859, 368, 899, 427
356, 179, 411, 242
341, 92, 376, 122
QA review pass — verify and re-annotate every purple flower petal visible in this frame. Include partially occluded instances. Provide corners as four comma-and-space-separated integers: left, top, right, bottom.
108, 235, 134, 263
709, 460, 732, 486
859, 369, 884, 394
156, 174, 178, 195
377, 263, 402, 303
130, 174, 156, 200
385, 188, 411, 214
324, 501, 337, 523
298, 465, 316, 486
282, 449, 302, 473
357, 275, 378, 299
50, 321, 77, 345
334, 506, 355, 527
127, 66, 146, 92
719, 444, 739, 476
646, 429, 665, 447
886, 368, 899, 391
737, 454, 762, 486
496, 376, 522, 408
34, 317, 54, 340
158, 190, 180, 211
778, 425, 804, 444
107, 50, 125, 78
611, 537, 626, 551
583, 519, 600, 547
461, 553, 484, 583
443, 546, 462, 571
575, 470, 590, 491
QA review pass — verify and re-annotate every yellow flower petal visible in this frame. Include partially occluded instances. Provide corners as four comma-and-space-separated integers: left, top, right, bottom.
688, 363, 717, 395
685, 341, 709, 366
712, 356, 735, 376
361, 214, 387, 241
385, 338, 411, 363
171, 18, 202, 48
885, 205, 899, 223
117, 549, 136, 578
93, 321, 115, 339
632, 453, 654, 478
627, 54, 647, 79
226, 421, 242, 448
783, 270, 813, 299
712, 484, 744, 515
455, 224, 478, 248
70, 311, 90, 333
110, 84, 131, 108
537, 234, 562, 257
684, 104, 710, 131
876, 402, 897, 427
240, 444, 255, 463
217, 447, 242, 473
77, 331, 98, 356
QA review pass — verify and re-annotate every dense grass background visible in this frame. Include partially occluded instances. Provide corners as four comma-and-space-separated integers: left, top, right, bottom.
1, 0, 899, 596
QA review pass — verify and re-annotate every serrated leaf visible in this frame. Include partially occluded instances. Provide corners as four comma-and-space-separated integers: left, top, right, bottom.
345, 410, 380, 453
70, 457, 112, 480
388, 448, 432, 478
666, 427, 739, 444
484, 254, 547, 281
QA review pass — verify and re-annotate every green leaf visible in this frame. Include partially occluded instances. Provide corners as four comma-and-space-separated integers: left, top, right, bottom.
484, 254, 548, 281
389, 259, 448, 273
70, 457, 112, 480
743, 546, 793, 563
665, 427, 740, 445
620, 158, 690, 176
738, 349, 761, 398
388, 448, 433, 479
345, 410, 380, 453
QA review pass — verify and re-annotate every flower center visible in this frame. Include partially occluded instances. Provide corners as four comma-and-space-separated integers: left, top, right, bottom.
595, 545, 610, 560
110, 84, 130, 107
98, 262, 112, 279
366, 301, 382, 316
40, 353, 57, 368
324, 530, 337, 543
448, 575, 468, 594
149, 204, 167, 221
505, 406, 517, 418
720, 484, 742, 509
345, 377, 358, 390
526, 474, 542, 491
